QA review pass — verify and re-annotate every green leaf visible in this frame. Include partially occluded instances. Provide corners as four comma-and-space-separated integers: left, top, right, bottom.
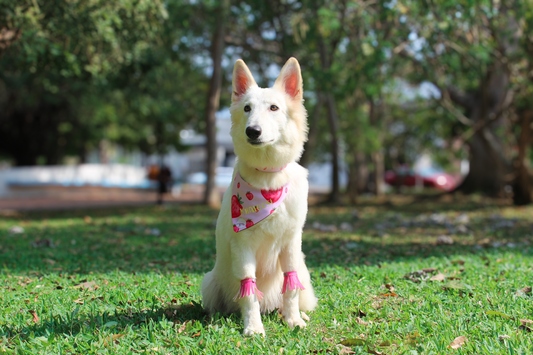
485, 311, 514, 320
340, 338, 366, 346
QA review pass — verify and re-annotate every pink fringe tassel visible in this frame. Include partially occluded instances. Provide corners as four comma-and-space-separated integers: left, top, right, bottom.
282, 271, 305, 294
233, 278, 263, 302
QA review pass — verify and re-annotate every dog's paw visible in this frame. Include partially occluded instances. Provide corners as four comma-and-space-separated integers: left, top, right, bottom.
243, 325, 265, 336
284, 315, 307, 329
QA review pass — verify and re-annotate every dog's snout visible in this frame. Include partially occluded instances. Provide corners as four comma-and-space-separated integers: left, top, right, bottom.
246, 126, 262, 140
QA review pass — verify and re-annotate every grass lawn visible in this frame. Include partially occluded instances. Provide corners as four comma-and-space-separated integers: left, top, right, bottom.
0, 196, 532, 354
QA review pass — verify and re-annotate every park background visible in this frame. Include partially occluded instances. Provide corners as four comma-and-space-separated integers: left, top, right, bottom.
0, 1, 533, 354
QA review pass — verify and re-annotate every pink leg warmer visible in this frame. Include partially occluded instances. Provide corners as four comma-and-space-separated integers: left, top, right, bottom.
233, 278, 263, 302
282, 271, 305, 294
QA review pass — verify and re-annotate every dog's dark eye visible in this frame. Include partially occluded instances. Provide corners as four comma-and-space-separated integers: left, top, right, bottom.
244, 105, 251, 112
270, 105, 279, 111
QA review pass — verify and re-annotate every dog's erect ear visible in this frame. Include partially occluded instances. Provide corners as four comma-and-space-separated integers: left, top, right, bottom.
274, 57, 303, 101
232, 59, 257, 101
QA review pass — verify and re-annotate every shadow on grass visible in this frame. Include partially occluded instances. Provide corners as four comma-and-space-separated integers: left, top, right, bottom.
0, 301, 211, 339
0, 202, 531, 275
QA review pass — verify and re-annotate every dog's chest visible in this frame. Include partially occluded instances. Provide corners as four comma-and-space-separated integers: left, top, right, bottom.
242, 185, 305, 239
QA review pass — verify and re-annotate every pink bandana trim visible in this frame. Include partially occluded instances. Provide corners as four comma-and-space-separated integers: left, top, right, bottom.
231, 172, 289, 232
281, 271, 305, 294
233, 278, 263, 302
255, 164, 288, 173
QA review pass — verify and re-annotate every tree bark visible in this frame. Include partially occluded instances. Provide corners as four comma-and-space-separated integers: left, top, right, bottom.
453, 69, 512, 196
512, 109, 532, 205
325, 93, 341, 203
368, 96, 385, 196
347, 152, 360, 205
299, 94, 324, 167
372, 151, 385, 196
203, 0, 228, 208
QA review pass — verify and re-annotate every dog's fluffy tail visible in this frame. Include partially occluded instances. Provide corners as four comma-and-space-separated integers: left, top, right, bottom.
201, 270, 226, 314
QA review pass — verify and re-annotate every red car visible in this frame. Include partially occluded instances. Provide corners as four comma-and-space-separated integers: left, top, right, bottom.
384, 166, 457, 191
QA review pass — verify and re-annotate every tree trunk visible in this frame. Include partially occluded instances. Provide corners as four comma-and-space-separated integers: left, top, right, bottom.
203, 0, 228, 208
454, 68, 512, 196
512, 109, 532, 205
368, 96, 384, 196
325, 93, 341, 203
347, 152, 359, 205
460, 128, 509, 195
372, 151, 385, 196
299, 94, 324, 167
450, 5, 519, 196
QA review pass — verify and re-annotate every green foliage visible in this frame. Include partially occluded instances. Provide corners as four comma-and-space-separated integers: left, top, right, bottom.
0, 0, 209, 164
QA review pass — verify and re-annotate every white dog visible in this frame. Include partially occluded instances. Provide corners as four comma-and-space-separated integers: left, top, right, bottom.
201, 57, 317, 336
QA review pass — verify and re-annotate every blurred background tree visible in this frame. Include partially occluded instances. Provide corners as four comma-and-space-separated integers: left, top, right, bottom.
1, 0, 532, 205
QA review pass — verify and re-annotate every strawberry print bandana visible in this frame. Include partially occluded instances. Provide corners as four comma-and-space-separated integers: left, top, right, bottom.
231, 172, 289, 232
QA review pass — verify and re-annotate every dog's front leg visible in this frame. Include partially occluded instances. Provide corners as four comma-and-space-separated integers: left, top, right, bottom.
279, 236, 307, 329
231, 242, 265, 336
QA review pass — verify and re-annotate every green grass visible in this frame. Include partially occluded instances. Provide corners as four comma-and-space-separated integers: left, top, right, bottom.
0, 197, 532, 354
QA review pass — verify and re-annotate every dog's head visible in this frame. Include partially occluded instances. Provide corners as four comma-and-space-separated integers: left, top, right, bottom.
229, 58, 308, 170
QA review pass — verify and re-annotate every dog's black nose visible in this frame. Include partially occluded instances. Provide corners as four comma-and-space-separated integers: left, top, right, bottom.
246, 126, 262, 140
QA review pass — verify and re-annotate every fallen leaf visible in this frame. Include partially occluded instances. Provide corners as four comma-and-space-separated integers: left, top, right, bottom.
340, 338, 366, 346
485, 310, 514, 320
320, 272, 327, 278
405, 331, 419, 345
74, 299, 84, 304
384, 284, 395, 292
381, 293, 397, 297
73, 281, 96, 290
520, 319, 533, 325
429, 273, 446, 282
498, 335, 510, 341
28, 310, 39, 323
449, 336, 467, 349
339, 348, 355, 354
84, 216, 92, 224
442, 280, 469, 291
177, 323, 186, 334
517, 286, 532, 295
518, 325, 532, 333
422, 268, 437, 273
191, 331, 201, 338
367, 349, 383, 355
358, 309, 367, 317
451, 260, 465, 266
103, 334, 125, 346
354, 317, 368, 325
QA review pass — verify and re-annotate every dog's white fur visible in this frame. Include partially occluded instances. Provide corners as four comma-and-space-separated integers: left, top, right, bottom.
201, 57, 317, 335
